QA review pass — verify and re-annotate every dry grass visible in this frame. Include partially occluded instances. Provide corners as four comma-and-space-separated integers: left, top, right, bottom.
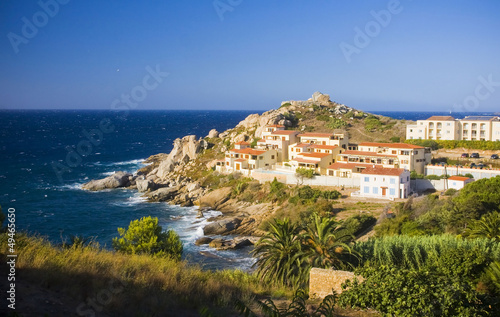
1, 234, 282, 316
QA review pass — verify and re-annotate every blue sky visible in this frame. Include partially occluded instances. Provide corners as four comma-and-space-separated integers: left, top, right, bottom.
1, 0, 499, 112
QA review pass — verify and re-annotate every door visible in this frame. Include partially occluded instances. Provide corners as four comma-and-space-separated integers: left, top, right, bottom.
381, 187, 387, 196
236, 163, 240, 171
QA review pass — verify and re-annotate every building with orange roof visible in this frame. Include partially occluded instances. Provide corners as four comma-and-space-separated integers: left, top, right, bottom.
447, 175, 474, 190
297, 132, 348, 149
355, 166, 411, 199
289, 151, 334, 175
257, 129, 300, 161
356, 143, 429, 174
218, 146, 278, 175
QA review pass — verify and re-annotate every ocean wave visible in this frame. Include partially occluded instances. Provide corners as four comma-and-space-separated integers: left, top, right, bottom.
113, 158, 148, 166
55, 183, 85, 191
111, 194, 147, 207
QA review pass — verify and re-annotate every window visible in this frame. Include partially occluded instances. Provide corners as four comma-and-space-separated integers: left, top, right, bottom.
364, 186, 369, 193
389, 188, 396, 196
407, 176, 410, 181
415, 150, 418, 154
364, 177, 369, 182
390, 178, 395, 184
271, 155, 275, 159
410, 129, 413, 132
373, 187, 378, 194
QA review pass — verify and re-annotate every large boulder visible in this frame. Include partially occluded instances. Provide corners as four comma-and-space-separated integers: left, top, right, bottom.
144, 186, 179, 202
195, 237, 213, 246
155, 135, 208, 180
82, 172, 132, 191
203, 217, 242, 235
197, 187, 232, 209
136, 178, 158, 192
207, 129, 219, 138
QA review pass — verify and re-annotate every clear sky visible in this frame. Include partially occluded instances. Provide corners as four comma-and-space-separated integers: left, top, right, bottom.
1, 0, 499, 112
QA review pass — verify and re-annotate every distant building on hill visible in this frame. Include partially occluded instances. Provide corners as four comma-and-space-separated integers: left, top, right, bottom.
406, 115, 500, 141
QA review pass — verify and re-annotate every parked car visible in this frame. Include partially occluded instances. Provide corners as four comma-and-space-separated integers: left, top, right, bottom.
470, 163, 476, 168
470, 153, 480, 158
491, 154, 499, 159
461, 153, 469, 158
476, 163, 486, 169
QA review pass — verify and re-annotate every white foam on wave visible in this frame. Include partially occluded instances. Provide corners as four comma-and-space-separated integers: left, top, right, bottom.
101, 171, 116, 176
112, 158, 148, 166
55, 183, 85, 191
112, 194, 147, 207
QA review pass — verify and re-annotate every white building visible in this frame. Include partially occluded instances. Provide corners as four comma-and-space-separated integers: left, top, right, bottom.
357, 167, 410, 199
406, 115, 500, 141
447, 176, 474, 190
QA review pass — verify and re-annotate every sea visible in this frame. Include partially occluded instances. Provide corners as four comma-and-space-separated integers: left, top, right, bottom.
0, 110, 498, 271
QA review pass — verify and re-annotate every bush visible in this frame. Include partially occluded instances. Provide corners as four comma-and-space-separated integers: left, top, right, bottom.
390, 136, 401, 143
445, 188, 458, 196
364, 115, 383, 131
327, 118, 347, 129
112, 216, 183, 260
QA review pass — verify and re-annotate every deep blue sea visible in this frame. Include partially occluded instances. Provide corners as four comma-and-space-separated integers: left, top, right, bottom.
1, 110, 498, 271
0, 110, 256, 270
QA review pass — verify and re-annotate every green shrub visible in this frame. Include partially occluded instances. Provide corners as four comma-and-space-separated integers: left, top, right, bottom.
327, 117, 347, 129
112, 217, 183, 260
445, 188, 458, 196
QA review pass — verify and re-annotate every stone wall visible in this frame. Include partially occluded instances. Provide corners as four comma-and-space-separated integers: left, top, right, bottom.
309, 268, 363, 299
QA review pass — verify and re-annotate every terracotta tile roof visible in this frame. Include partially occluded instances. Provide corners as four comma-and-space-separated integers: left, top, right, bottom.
300, 152, 332, 159
271, 130, 299, 135
292, 158, 318, 164
230, 148, 267, 155
257, 139, 266, 142
234, 141, 250, 145
297, 133, 333, 138
327, 162, 376, 170
341, 150, 397, 158
234, 158, 246, 162
448, 176, 471, 181
359, 142, 424, 149
291, 143, 312, 147
427, 116, 455, 121
361, 166, 405, 176
310, 144, 338, 150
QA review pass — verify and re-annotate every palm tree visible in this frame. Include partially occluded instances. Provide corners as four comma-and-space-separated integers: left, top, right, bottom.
251, 218, 306, 288
464, 211, 500, 241
302, 214, 356, 270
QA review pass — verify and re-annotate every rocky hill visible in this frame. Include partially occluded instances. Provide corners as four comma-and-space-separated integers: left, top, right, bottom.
81, 92, 407, 238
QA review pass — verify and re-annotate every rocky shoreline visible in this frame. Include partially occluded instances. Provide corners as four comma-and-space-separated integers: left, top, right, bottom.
81, 92, 358, 251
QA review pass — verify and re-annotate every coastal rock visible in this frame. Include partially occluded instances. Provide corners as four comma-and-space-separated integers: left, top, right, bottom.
207, 237, 253, 250
136, 178, 158, 192
144, 186, 179, 202
82, 172, 132, 191
207, 129, 219, 138
155, 135, 208, 180
203, 217, 242, 235
198, 187, 232, 209
195, 237, 213, 246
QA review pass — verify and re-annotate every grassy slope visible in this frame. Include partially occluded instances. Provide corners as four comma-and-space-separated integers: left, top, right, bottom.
0, 234, 281, 316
